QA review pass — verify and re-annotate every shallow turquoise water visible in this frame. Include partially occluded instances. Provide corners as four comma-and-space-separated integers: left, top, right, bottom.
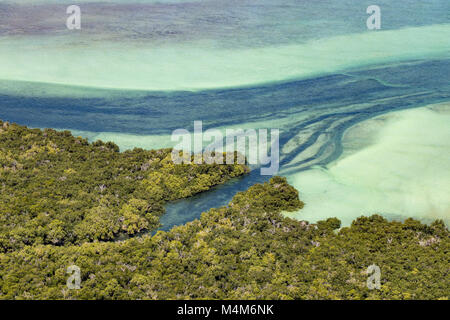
0, 0, 449, 228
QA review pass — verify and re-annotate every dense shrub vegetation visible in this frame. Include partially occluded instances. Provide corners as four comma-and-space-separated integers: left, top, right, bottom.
0, 120, 448, 299
0, 120, 248, 252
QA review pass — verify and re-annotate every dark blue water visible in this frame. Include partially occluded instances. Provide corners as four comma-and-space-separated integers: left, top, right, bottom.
1, 59, 449, 230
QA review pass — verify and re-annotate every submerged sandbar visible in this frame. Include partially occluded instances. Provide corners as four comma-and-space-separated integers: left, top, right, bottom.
285, 102, 450, 225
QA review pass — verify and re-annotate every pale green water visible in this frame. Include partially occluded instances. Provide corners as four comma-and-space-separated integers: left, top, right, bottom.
284, 103, 450, 225
1, 24, 449, 91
